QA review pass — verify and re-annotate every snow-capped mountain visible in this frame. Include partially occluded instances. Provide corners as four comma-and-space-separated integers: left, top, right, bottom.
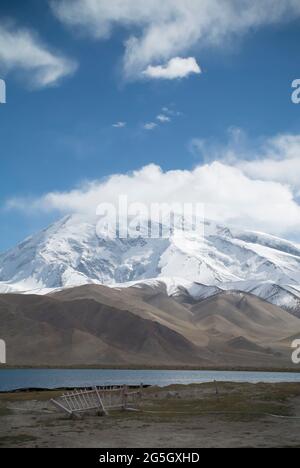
0, 214, 300, 314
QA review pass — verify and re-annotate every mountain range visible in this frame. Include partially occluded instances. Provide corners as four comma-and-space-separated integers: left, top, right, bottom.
0, 214, 300, 367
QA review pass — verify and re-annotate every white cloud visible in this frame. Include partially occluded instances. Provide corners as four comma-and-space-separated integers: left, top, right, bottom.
162, 107, 182, 117
237, 134, 300, 192
156, 114, 170, 123
143, 57, 201, 80
113, 121, 126, 128
0, 23, 77, 88
6, 132, 300, 237
143, 122, 157, 131
51, 0, 300, 79
191, 131, 300, 195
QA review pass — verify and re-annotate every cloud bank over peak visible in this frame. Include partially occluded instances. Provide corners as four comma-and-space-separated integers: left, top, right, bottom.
237, 134, 300, 192
51, 0, 300, 79
191, 131, 300, 194
6, 131, 300, 238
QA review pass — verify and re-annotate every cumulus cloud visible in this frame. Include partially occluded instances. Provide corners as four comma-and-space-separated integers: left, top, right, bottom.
6, 134, 300, 237
237, 134, 300, 192
0, 23, 77, 88
51, 0, 300, 79
143, 57, 201, 80
191, 130, 300, 195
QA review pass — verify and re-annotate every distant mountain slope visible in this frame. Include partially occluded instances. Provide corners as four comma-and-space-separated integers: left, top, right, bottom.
190, 291, 300, 342
242, 282, 300, 317
0, 286, 298, 368
0, 292, 201, 366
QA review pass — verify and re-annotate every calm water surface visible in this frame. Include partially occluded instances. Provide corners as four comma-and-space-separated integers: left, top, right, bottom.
0, 369, 300, 391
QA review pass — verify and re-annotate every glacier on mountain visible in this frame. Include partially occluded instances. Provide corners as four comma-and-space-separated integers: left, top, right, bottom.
0, 214, 300, 314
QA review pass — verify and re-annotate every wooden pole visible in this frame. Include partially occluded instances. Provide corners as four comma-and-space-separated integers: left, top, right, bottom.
94, 386, 108, 416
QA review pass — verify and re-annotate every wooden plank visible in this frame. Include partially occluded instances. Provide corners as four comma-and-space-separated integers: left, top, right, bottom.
94, 386, 108, 415
51, 398, 73, 415
77, 390, 87, 410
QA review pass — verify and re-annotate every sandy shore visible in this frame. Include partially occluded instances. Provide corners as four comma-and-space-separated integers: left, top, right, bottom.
0, 382, 300, 448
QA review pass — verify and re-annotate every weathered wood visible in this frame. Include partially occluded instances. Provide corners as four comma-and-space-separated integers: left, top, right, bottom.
51, 398, 73, 415
51, 384, 144, 417
94, 386, 108, 416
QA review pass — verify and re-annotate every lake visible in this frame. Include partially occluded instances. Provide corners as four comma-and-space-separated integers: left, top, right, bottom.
0, 369, 300, 392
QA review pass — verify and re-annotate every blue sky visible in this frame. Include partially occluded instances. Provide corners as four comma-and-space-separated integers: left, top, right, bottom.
1, 0, 300, 250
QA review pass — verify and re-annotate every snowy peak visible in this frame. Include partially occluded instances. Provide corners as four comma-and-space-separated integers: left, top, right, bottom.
0, 215, 300, 315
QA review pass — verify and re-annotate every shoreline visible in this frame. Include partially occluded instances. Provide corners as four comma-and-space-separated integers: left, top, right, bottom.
1, 365, 300, 373
1, 367, 300, 394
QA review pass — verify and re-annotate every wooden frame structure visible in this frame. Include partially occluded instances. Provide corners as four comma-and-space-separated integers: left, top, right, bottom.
51, 385, 143, 417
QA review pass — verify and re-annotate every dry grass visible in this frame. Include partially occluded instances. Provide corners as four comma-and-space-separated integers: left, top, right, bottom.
1, 382, 300, 447
0, 390, 63, 402
125, 382, 298, 422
